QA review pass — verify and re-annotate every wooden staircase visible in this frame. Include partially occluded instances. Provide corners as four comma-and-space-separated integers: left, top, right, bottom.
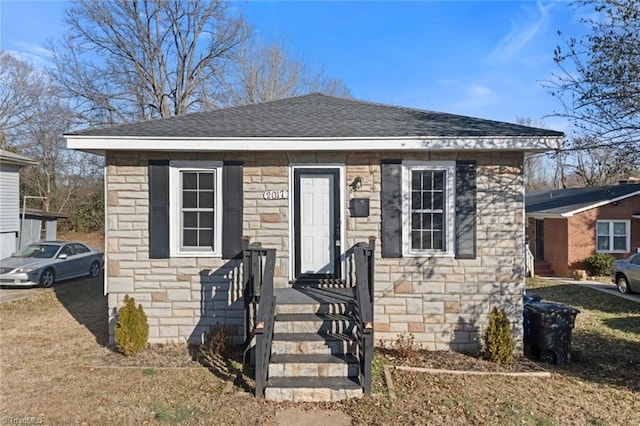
264, 285, 363, 402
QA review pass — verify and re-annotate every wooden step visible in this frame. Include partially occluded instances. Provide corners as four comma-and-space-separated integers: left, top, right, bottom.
265, 376, 363, 402
274, 287, 354, 314
290, 278, 349, 288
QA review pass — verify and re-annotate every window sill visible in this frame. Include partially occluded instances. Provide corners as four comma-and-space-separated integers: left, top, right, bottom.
402, 251, 455, 258
596, 250, 629, 254
170, 252, 222, 258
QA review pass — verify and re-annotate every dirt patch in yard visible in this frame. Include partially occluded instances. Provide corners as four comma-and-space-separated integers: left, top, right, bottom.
379, 348, 546, 374
1, 277, 639, 425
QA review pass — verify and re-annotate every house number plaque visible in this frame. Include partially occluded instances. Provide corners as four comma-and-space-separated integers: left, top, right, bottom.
263, 190, 288, 200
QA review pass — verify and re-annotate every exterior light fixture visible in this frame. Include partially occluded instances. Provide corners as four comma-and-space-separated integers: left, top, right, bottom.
350, 176, 363, 192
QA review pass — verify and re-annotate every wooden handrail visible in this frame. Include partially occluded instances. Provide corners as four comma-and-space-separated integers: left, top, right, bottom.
242, 243, 276, 397
353, 240, 375, 396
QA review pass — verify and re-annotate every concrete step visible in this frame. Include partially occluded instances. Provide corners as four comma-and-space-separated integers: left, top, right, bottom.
271, 331, 357, 355
275, 303, 353, 315
534, 262, 555, 277
268, 353, 359, 377
274, 313, 357, 334
265, 376, 363, 402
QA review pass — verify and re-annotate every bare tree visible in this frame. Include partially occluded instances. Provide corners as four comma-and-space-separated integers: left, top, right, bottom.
48, 0, 249, 126
223, 39, 352, 105
0, 50, 101, 217
0, 51, 46, 147
517, 117, 558, 191
549, 0, 640, 167
16, 87, 102, 214
564, 135, 636, 186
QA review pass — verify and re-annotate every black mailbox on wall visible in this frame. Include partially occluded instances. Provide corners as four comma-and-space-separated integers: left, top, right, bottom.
350, 198, 370, 217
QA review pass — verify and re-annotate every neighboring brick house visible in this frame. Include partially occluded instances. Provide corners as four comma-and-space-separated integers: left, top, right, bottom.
526, 183, 640, 277
65, 94, 564, 352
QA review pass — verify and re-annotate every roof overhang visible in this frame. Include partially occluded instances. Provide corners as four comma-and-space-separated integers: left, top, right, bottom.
526, 212, 568, 220
0, 153, 39, 166
527, 189, 640, 219
65, 135, 564, 156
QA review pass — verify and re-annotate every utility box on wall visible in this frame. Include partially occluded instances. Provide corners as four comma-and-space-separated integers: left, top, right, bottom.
349, 198, 370, 217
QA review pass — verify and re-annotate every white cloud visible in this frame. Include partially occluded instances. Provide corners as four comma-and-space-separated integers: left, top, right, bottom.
487, 1, 553, 63
470, 84, 492, 97
5, 41, 52, 69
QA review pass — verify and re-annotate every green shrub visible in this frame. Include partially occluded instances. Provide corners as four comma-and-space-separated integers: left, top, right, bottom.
114, 295, 149, 356
483, 307, 514, 364
583, 253, 614, 276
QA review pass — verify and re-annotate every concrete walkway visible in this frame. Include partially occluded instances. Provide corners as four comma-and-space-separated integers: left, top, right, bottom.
548, 277, 640, 303
0, 286, 49, 304
274, 407, 351, 426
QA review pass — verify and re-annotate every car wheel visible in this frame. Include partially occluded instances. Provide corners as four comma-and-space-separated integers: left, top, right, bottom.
539, 350, 557, 364
616, 275, 631, 294
89, 261, 101, 278
39, 268, 55, 288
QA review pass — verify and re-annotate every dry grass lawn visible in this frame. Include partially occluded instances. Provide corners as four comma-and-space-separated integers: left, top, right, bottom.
0, 276, 638, 425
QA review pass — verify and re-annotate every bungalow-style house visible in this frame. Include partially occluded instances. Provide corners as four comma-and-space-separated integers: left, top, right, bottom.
0, 149, 38, 259
65, 94, 564, 401
526, 182, 640, 277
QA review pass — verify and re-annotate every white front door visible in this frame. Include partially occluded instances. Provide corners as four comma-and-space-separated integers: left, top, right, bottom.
294, 168, 340, 279
300, 174, 333, 273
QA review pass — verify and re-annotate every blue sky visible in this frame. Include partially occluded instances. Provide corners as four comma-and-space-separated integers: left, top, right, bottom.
0, 1, 588, 133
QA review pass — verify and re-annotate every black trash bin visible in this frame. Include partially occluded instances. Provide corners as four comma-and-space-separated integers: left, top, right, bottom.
522, 292, 544, 356
526, 301, 579, 364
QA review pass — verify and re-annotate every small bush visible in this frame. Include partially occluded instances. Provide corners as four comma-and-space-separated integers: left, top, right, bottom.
382, 333, 421, 362
202, 325, 229, 357
114, 295, 149, 356
584, 253, 614, 276
483, 307, 514, 364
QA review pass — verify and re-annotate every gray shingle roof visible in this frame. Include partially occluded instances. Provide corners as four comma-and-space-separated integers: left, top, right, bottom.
66, 93, 564, 138
526, 184, 640, 216
0, 149, 38, 166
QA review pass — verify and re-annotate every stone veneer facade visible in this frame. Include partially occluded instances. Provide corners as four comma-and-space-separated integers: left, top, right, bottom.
105, 150, 525, 352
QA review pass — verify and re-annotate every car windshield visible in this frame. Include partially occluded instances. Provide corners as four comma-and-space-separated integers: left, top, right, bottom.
15, 244, 60, 259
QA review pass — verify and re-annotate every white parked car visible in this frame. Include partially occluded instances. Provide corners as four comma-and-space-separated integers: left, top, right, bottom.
0, 241, 103, 288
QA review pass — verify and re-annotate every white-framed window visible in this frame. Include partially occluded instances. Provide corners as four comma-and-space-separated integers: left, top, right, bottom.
596, 220, 630, 253
169, 161, 223, 257
402, 161, 455, 257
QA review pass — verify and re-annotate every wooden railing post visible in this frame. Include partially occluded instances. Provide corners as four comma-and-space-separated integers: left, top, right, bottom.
354, 243, 374, 396
368, 236, 376, 305
242, 236, 252, 355
241, 246, 276, 397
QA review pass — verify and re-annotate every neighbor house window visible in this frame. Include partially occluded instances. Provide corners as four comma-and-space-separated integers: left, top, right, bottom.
596, 220, 630, 253
169, 161, 222, 256
402, 161, 455, 256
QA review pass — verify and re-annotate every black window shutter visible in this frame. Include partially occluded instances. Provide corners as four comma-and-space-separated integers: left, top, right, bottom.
381, 160, 403, 258
148, 160, 170, 259
222, 161, 243, 259
455, 161, 477, 259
